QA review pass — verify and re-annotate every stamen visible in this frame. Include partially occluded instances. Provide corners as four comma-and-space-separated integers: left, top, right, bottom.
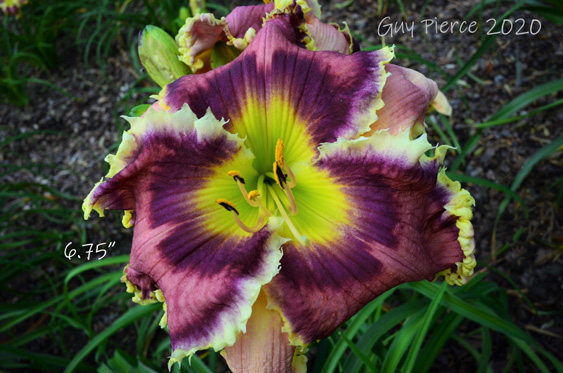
216, 199, 266, 233
233, 213, 266, 233
216, 198, 239, 215
274, 139, 296, 188
247, 190, 260, 200
285, 164, 297, 188
283, 186, 298, 215
273, 161, 287, 190
248, 190, 272, 217
275, 139, 285, 168
267, 185, 308, 247
227, 171, 257, 207
227, 170, 245, 184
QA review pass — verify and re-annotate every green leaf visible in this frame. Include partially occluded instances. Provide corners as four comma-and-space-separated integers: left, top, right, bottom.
322, 289, 394, 373
405, 282, 535, 344
65, 304, 160, 373
495, 136, 563, 225
402, 281, 447, 373
488, 79, 563, 121
475, 98, 563, 129
477, 328, 492, 373
129, 104, 151, 117
413, 313, 464, 372
342, 298, 429, 372
381, 310, 425, 372
446, 172, 528, 218
443, 1, 528, 92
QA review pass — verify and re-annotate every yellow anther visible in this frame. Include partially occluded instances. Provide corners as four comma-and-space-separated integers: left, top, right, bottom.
274, 138, 296, 188
216, 199, 239, 215
248, 189, 272, 217
275, 138, 285, 168
227, 170, 245, 184
248, 190, 260, 201
273, 161, 287, 190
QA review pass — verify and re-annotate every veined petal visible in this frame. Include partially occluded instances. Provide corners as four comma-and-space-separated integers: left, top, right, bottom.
176, 4, 275, 72
366, 64, 438, 136
274, 0, 354, 54
302, 17, 353, 54
83, 105, 286, 366
264, 130, 474, 345
164, 14, 393, 173
220, 291, 306, 373
225, 4, 275, 48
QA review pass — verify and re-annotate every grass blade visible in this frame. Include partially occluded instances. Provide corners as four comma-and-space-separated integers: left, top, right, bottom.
64, 304, 160, 373
495, 136, 563, 225
402, 281, 447, 373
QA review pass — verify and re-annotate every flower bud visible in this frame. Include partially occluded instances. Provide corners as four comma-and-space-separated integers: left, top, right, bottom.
138, 25, 191, 87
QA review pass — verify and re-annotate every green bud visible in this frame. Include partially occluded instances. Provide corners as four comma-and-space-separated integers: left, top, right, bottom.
138, 25, 191, 87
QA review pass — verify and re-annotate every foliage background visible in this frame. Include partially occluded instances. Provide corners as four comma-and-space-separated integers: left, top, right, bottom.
1, 0, 562, 371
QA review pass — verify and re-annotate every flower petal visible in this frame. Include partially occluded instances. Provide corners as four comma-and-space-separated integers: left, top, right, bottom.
176, 4, 275, 72
176, 13, 228, 72
220, 291, 306, 373
301, 15, 353, 54
264, 130, 474, 345
430, 90, 453, 116
226, 4, 275, 45
366, 64, 438, 136
83, 105, 287, 365
165, 14, 393, 172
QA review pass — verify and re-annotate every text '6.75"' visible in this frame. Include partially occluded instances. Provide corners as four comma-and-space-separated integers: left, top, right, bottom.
64, 241, 115, 261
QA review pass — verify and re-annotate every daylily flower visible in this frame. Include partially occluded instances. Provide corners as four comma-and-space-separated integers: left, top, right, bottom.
0, 0, 28, 17
83, 6, 475, 372
175, 0, 355, 72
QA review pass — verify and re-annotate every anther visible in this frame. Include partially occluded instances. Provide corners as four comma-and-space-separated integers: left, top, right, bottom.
228, 171, 258, 207
273, 161, 288, 190
248, 190, 260, 201
227, 170, 245, 184
275, 139, 285, 169
248, 190, 272, 217
216, 199, 239, 215
216, 198, 266, 233
274, 138, 296, 188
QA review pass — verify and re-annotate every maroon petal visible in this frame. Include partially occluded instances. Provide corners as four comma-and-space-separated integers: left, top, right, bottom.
83, 106, 286, 365
264, 130, 475, 345
367, 64, 438, 136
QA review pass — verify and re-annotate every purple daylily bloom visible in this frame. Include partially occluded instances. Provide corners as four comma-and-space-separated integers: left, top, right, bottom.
83, 3, 475, 371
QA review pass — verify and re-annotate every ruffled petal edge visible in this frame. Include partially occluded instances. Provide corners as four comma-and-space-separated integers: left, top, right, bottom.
432, 170, 476, 285
167, 217, 289, 369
